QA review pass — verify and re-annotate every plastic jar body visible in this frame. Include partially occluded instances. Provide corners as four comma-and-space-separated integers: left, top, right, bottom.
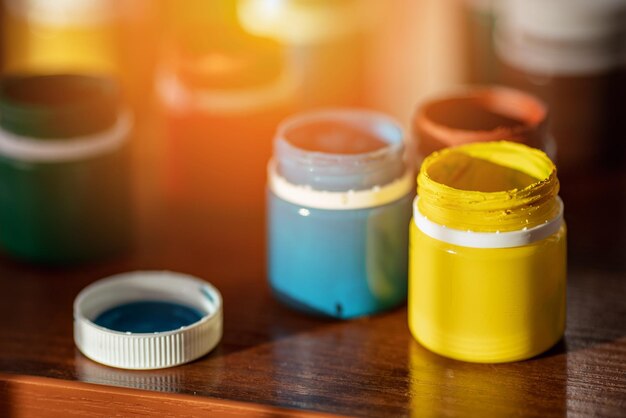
267, 109, 413, 319
0, 74, 131, 263
408, 141, 566, 362
0, 150, 130, 263
409, 220, 566, 363
269, 192, 412, 318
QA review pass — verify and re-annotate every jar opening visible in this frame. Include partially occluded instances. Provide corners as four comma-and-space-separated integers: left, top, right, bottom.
0, 74, 119, 139
283, 119, 389, 155
3, 77, 100, 107
427, 152, 540, 193
167, 26, 284, 91
424, 98, 524, 132
1, 74, 116, 112
275, 109, 406, 191
418, 141, 560, 232
421, 88, 546, 133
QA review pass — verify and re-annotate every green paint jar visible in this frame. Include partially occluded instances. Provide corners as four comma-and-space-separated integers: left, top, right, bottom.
0, 74, 132, 264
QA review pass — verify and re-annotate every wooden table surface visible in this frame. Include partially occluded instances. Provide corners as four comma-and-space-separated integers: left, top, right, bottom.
0, 120, 624, 417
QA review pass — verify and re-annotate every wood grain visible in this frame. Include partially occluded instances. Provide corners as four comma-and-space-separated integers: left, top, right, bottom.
0, 374, 342, 418
0, 115, 624, 417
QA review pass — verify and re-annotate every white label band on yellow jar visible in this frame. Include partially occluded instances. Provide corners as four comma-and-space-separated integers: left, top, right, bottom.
413, 196, 564, 249
268, 160, 413, 210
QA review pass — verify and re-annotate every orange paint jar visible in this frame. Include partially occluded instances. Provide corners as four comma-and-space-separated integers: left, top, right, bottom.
157, 25, 298, 214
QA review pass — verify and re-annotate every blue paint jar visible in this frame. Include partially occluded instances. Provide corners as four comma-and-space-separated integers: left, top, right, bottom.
267, 109, 413, 319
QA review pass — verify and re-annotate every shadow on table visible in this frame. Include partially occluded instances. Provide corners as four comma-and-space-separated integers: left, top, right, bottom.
137, 202, 338, 355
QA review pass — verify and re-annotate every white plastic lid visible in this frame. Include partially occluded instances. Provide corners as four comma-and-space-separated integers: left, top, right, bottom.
74, 271, 223, 370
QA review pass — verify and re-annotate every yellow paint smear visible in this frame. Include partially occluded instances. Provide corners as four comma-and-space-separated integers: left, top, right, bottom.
418, 141, 559, 232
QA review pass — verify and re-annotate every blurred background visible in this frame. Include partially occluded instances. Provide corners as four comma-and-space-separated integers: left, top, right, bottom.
0, 0, 624, 268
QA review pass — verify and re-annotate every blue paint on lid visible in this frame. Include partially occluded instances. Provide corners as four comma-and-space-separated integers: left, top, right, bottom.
94, 300, 205, 333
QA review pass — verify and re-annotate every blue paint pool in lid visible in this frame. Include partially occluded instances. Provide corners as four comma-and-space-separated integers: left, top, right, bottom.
73, 271, 223, 370
93, 301, 205, 333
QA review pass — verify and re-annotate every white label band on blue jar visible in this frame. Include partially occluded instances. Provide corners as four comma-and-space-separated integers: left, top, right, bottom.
0, 110, 131, 162
413, 196, 564, 249
268, 159, 413, 210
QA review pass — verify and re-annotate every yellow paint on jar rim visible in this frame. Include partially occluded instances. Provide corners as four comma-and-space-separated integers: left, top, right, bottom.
417, 141, 560, 232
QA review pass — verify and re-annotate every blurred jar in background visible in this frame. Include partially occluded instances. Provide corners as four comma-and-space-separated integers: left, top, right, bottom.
157, 1, 298, 215
267, 109, 412, 318
237, 0, 377, 108
1, 0, 159, 117
461, 0, 497, 84
1, 0, 163, 260
111, 1, 160, 120
494, 0, 626, 178
494, 0, 626, 265
2, 0, 118, 74
363, 0, 466, 126
413, 86, 549, 165
0, 74, 132, 264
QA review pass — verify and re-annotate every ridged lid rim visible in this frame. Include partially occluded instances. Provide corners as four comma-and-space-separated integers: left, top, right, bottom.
73, 271, 223, 370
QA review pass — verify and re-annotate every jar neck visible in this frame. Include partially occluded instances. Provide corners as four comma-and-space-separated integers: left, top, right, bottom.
157, 27, 292, 114
417, 141, 560, 232
275, 109, 406, 192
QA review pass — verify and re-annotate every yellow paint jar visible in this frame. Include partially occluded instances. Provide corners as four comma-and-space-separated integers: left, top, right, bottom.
408, 141, 566, 363
2, 0, 118, 74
